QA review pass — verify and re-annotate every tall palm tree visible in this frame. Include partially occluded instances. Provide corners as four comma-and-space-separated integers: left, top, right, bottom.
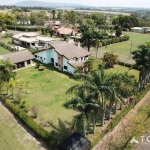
106, 72, 136, 119
66, 67, 117, 128
93, 30, 104, 59
9, 77, 19, 99
52, 10, 56, 23
65, 89, 98, 136
132, 44, 150, 91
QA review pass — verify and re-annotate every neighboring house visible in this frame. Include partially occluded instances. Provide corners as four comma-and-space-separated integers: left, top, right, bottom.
0, 50, 35, 69
59, 132, 91, 150
12, 33, 55, 50
131, 27, 142, 33
53, 26, 78, 37
141, 27, 150, 33
34, 40, 91, 74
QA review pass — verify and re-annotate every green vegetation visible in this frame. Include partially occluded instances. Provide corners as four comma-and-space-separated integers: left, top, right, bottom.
0, 105, 44, 150
0, 46, 11, 55
100, 32, 150, 59
16, 64, 79, 130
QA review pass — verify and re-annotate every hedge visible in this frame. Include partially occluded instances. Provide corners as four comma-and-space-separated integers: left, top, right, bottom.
6, 25, 47, 32
6, 25, 38, 31
91, 83, 150, 147
118, 61, 139, 70
4, 100, 58, 150
101, 35, 129, 46
0, 41, 13, 51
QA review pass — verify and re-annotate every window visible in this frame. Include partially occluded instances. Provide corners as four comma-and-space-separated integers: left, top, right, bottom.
44, 58, 46, 60
55, 63, 58, 66
40, 57, 42, 59
64, 66, 68, 70
35, 55, 37, 58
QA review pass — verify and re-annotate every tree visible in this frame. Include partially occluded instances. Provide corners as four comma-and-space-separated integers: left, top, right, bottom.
52, 10, 56, 23
112, 14, 139, 30
9, 77, 19, 99
65, 89, 92, 137
79, 24, 95, 52
103, 52, 119, 68
106, 72, 136, 118
0, 60, 16, 82
93, 30, 105, 59
132, 44, 150, 91
114, 24, 122, 37
66, 68, 118, 129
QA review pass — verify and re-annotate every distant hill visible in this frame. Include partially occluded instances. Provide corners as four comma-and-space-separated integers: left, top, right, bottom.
15, 1, 88, 8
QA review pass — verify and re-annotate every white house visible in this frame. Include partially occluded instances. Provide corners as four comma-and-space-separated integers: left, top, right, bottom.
12, 33, 55, 50
131, 27, 142, 33
34, 40, 91, 74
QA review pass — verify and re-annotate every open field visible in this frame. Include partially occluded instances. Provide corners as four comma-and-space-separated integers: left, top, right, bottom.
74, 9, 130, 16
0, 103, 46, 150
100, 32, 150, 59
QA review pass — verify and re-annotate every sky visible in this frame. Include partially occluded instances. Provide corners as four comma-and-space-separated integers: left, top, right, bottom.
1, 0, 150, 8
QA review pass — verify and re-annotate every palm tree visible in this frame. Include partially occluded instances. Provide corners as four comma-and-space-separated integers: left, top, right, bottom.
93, 30, 104, 59
52, 10, 56, 23
9, 78, 19, 99
66, 67, 117, 128
132, 44, 150, 91
106, 72, 136, 119
65, 89, 95, 137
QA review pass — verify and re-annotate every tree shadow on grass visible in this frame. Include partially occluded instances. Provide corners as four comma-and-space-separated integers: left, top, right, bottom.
48, 118, 73, 144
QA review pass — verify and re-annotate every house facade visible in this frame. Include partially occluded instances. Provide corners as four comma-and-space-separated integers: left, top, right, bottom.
34, 40, 90, 74
0, 50, 35, 69
12, 33, 55, 50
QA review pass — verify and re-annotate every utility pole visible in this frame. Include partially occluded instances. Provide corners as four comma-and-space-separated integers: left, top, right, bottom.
129, 42, 132, 60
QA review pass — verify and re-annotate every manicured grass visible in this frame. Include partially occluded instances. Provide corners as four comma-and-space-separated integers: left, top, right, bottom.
0, 46, 12, 55
0, 104, 42, 150
15, 61, 139, 143
99, 32, 150, 59
90, 56, 139, 80
0, 37, 12, 43
106, 65, 139, 81
16, 64, 79, 132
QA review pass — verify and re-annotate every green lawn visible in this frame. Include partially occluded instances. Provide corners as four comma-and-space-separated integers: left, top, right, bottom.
0, 37, 12, 43
0, 46, 12, 55
99, 32, 150, 59
16, 64, 79, 131
0, 104, 43, 150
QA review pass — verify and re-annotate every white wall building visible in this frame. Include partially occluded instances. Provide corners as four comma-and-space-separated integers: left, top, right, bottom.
34, 40, 91, 74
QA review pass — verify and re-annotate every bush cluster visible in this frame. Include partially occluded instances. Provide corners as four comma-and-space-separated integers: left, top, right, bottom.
4, 100, 58, 149
0, 41, 13, 51
101, 35, 129, 46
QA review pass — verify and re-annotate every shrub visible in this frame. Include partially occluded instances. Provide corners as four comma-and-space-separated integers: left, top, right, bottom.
103, 52, 119, 68
38, 65, 45, 71
4, 100, 58, 149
